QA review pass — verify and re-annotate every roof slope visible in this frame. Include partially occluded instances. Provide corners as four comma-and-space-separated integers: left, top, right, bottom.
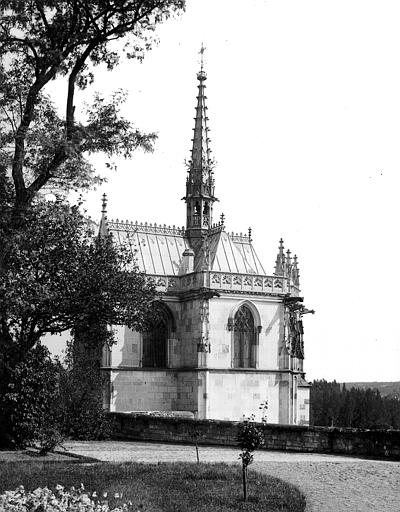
108, 221, 266, 278
195, 230, 266, 275
108, 221, 188, 276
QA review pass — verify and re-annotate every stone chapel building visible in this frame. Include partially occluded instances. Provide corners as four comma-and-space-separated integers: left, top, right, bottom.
99, 61, 312, 425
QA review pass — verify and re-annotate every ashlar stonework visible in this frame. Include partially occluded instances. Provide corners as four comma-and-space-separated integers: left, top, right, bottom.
100, 55, 313, 425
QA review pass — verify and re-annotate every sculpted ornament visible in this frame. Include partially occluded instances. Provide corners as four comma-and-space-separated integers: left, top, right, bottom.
212, 273, 221, 284
222, 275, 231, 285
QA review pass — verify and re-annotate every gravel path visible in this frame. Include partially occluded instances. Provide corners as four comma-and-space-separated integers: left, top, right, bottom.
62, 441, 400, 512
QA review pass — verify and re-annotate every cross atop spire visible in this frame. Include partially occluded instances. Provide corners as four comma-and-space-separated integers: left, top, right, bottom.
199, 42, 205, 71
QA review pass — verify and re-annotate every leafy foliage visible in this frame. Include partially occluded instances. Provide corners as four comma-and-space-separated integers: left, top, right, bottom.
0, 343, 61, 449
0, 200, 155, 349
56, 338, 112, 441
311, 379, 400, 429
0, 0, 185, 211
237, 415, 265, 501
0, 1, 184, 449
0, 200, 156, 448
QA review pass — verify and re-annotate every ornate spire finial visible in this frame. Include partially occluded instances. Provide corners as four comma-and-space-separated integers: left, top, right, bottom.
102, 193, 107, 216
285, 249, 292, 277
99, 193, 108, 237
274, 238, 286, 276
248, 227, 252, 243
184, 48, 217, 243
292, 254, 300, 286
220, 212, 225, 225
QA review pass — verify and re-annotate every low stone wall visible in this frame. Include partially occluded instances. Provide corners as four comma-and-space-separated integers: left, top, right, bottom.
110, 412, 400, 460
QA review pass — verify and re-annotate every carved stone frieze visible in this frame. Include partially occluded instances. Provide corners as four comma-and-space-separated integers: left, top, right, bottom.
222, 275, 231, 285
168, 279, 177, 288
211, 273, 221, 284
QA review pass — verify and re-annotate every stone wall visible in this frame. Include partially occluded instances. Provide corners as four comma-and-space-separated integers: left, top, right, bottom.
110, 412, 400, 460
109, 371, 198, 412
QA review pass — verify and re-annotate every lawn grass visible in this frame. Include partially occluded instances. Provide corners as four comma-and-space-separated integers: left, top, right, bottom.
0, 461, 306, 511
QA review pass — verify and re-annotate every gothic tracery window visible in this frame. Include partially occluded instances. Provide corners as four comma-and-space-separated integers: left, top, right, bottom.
142, 303, 173, 368
233, 305, 255, 368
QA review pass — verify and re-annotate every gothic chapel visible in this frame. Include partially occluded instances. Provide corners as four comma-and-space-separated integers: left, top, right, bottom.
99, 58, 312, 425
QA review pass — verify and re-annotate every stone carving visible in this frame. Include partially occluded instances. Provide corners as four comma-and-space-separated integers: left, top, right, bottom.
211, 274, 221, 284
286, 309, 304, 359
254, 277, 262, 287
243, 276, 252, 286
233, 276, 242, 285
222, 275, 231, 285
264, 278, 273, 288
274, 278, 283, 289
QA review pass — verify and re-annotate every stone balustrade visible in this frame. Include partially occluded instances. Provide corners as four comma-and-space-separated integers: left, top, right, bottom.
148, 271, 299, 297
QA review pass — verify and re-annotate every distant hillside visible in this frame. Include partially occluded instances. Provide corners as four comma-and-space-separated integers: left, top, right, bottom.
343, 382, 400, 399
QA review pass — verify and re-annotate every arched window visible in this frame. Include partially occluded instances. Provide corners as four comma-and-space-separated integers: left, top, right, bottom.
233, 305, 255, 368
142, 303, 174, 368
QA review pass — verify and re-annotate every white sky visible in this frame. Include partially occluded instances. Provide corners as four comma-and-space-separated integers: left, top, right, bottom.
47, 0, 400, 382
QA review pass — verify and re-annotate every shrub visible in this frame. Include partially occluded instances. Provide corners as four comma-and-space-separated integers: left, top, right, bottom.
0, 344, 63, 450
56, 338, 112, 441
237, 415, 265, 501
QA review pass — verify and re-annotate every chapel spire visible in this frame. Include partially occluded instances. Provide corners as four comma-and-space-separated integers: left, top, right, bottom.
184, 45, 217, 246
99, 193, 109, 237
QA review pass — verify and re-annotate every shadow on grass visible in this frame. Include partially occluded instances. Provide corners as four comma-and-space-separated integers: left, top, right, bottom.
0, 462, 306, 511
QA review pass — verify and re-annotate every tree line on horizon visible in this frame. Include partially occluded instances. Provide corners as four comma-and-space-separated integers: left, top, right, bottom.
310, 379, 400, 429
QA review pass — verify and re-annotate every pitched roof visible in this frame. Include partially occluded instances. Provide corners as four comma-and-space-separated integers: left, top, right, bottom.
107, 221, 189, 276
107, 220, 267, 278
195, 230, 266, 274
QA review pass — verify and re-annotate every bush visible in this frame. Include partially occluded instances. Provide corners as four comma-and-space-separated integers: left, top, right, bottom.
56, 338, 112, 441
0, 344, 62, 450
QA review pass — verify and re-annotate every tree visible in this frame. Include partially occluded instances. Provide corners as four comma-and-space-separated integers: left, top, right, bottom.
311, 379, 400, 429
0, 198, 156, 447
0, 0, 185, 277
237, 415, 265, 502
0, 0, 184, 221
0, 1, 185, 447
